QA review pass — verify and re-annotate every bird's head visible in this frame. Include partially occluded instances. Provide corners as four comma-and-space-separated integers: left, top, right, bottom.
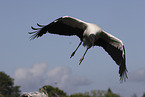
89, 34, 96, 47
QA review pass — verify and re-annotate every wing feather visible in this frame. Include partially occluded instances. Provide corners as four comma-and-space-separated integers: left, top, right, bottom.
29, 16, 87, 40
95, 31, 128, 81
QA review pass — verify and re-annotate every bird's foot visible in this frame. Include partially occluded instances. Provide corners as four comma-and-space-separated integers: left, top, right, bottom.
70, 51, 75, 58
79, 56, 84, 65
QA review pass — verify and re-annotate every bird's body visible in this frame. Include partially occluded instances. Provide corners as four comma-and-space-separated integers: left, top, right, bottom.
29, 16, 128, 81
83, 23, 102, 48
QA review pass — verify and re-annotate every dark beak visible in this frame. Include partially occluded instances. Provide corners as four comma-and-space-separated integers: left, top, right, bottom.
89, 34, 95, 47
91, 37, 95, 47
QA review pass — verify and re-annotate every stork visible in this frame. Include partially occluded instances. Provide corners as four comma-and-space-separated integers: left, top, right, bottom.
29, 16, 128, 81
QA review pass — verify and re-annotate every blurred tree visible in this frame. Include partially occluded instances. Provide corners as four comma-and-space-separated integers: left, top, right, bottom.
131, 93, 137, 97
142, 92, 145, 97
90, 90, 105, 97
70, 93, 91, 97
0, 94, 4, 97
84, 90, 105, 97
71, 88, 120, 97
39, 85, 121, 97
0, 72, 21, 97
103, 88, 120, 97
40, 85, 67, 97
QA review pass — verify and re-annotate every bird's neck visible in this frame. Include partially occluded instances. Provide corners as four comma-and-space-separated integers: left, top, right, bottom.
83, 36, 92, 48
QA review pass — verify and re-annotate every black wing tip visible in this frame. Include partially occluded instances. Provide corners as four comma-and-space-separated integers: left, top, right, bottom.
31, 23, 46, 31
119, 45, 128, 82
29, 25, 41, 40
29, 23, 48, 40
31, 26, 39, 30
119, 69, 128, 83
119, 63, 128, 83
28, 31, 36, 34
37, 23, 46, 27
29, 33, 38, 40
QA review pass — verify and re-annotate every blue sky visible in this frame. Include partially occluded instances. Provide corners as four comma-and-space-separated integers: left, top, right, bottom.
0, 1, 145, 97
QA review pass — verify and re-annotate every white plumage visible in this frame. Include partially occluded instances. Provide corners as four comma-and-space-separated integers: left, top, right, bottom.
29, 16, 128, 81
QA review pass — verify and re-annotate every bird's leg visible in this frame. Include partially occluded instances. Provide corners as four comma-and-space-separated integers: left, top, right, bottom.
79, 48, 89, 65
70, 41, 82, 58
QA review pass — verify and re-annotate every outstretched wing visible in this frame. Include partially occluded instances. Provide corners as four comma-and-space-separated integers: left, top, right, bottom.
29, 16, 87, 40
95, 31, 128, 82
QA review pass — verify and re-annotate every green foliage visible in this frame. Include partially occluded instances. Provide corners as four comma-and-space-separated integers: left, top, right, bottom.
70, 93, 91, 97
40, 85, 67, 97
0, 72, 21, 97
70, 88, 120, 97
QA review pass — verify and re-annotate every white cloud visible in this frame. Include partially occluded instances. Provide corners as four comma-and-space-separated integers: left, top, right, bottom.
30, 63, 48, 77
15, 63, 48, 79
46, 66, 70, 83
128, 68, 145, 82
14, 63, 92, 93
14, 63, 48, 92
45, 66, 91, 93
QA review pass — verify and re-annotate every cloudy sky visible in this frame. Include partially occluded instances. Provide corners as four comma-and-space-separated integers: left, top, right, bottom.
0, 1, 145, 97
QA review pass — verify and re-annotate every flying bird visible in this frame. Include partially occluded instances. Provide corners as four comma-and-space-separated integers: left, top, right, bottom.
29, 16, 128, 81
